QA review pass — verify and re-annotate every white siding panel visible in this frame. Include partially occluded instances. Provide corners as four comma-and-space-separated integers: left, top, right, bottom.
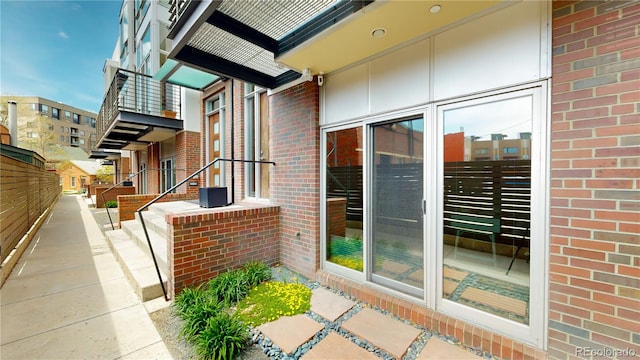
370, 39, 429, 114
183, 87, 202, 132
324, 63, 369, 125
433, 2, 543, 100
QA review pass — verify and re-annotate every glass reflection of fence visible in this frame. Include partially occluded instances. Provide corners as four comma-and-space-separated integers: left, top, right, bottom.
327, 160, 531, 247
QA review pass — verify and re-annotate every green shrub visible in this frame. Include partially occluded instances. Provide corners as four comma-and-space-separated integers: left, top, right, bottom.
208, 269, 249, 304
180, 297, 225, 342
104, 200, 118, 208
195, 312, 248, 360
242, 261, 272, 287
236, 282, 311, 326
173, 285, 208, 317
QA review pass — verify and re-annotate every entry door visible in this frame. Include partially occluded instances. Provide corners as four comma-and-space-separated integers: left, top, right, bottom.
208, 113, 221, 187
259, 92, 270, 198
370, 117, 425, 297
161, 159, 175, 193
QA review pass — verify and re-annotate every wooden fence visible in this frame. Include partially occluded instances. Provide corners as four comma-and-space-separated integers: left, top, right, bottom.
327, 160, 531, 246
1, 153, 61, 263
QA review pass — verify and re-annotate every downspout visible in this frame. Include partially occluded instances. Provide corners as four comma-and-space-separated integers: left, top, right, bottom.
8, 101, 17, 147
230, 80, 235, 204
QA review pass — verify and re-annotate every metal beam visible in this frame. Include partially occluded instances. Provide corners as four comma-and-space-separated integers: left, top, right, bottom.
117, 112, 184, 130
206, 11, 278, 53
174, 45, 279, 89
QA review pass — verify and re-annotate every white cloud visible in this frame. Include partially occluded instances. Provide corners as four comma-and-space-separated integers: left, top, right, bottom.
58, 31, 69, 39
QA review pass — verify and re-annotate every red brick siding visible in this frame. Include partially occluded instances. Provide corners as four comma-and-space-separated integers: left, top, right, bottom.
550, 1, 640, 358
117, 192, 198, 226
94, 185, 136, 208
270, 80, 321, 279
175, 130, 202, 195
167, 205, 280, 295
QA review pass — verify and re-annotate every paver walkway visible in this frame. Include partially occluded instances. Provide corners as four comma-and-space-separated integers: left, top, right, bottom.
0, 195, 171, 359
258, 284, 482, 360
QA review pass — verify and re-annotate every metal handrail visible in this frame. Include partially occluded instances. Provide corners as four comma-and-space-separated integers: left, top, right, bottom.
100, 168, 187, 230
137, 158, 276, 301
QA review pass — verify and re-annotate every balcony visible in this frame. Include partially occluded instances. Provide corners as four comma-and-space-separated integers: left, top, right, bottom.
96, 69, 184, 150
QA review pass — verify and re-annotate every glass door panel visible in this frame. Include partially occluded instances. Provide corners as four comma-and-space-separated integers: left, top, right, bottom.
372, 118, 424, 294
441, 94, 532, 325
325, 128, 363, 272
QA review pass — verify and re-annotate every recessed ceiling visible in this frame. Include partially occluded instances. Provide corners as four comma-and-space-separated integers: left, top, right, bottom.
276, 0, 503, 75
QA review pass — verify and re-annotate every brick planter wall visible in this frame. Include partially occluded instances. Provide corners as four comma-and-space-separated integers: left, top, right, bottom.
550, 1, 640, 358
94, 185, 136, 208
270, 80, 321, 279
117, 193, 198, 226
167, 204, 280, 295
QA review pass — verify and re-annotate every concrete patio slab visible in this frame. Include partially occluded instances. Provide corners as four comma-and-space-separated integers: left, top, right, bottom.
301, 332, 378, 360
258, 314, 324, 354
417, 337, 480, 360
311, 287, 355, 321
342, 308, 421, 359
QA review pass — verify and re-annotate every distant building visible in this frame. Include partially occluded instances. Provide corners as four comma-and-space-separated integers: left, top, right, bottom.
0, 96, 97, 157
57, 160, 104, 192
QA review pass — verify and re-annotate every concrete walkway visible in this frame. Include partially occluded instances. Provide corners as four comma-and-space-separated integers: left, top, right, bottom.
0, 195, 171, 359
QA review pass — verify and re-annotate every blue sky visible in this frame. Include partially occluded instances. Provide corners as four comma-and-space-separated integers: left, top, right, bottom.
1, 0, 122, 113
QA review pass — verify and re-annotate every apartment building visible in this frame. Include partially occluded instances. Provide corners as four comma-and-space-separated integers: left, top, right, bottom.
0, 96, 97, 156
94, 0, 211, 194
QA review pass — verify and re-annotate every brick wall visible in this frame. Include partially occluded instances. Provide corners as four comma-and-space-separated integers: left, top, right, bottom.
327, 198, 346, 237
93, 185, 136, 208
550, 1, 640, 358
270, 80, 321, 279
175, 130, 202, 196
117, 192, 198, 226
167, 204, 280, 295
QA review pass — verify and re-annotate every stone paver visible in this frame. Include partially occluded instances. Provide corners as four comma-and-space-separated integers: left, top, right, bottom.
301, 332, 378, 360
417, 337, 481, 360
310, 287, 355, 321
258, 314, 324, 354
342, 307, 421, 359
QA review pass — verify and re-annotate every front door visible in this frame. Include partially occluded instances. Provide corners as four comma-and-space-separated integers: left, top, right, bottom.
208, 112, 221, 187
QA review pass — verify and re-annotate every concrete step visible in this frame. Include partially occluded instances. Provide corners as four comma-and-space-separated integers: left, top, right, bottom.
148, 200, 201, 216
135, 210, 167, 236
104, 229, 168, 301
120, 220, 168, 274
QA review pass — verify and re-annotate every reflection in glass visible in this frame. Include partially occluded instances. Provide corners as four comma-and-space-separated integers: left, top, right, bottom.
372, 118, 424, 292
442, 96, 531, 324
326, 128, 363, 271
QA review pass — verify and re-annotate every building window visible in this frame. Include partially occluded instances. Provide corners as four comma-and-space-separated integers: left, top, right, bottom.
60, 126, 64, 132
79, 130, 85, 136
27, 132, 38, 138
73, 114, 80, 124
71, 176, 76, 188
52, 108, 60, 119
79, 139, 85, 145
60, 135, 65, 142
48, 124, 54, 131
91, 118, 96, 128
64, 111, 71, 118
244, 84, 270, 199
39, 104, 49, 114
84, 115, 90, 125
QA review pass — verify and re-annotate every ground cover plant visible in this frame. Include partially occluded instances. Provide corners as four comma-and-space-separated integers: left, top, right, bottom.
172, 262, 312, 360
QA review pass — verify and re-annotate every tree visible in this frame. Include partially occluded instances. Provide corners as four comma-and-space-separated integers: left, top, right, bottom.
96, 165, 115, 184
18, 113, 56, 157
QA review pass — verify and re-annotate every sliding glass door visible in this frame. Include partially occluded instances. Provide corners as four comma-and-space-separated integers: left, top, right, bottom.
371, 117, 425, 296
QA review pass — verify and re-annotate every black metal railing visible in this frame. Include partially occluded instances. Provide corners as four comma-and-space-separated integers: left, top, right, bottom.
96, 68, 182, 142
137, 158, 276, 301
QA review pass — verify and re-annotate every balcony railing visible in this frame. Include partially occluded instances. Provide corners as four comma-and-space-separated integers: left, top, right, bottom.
96, 68, 182, 144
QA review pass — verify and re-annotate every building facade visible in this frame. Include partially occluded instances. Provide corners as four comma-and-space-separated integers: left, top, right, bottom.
162, 1, 640, 358
0, 96, 97, 156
